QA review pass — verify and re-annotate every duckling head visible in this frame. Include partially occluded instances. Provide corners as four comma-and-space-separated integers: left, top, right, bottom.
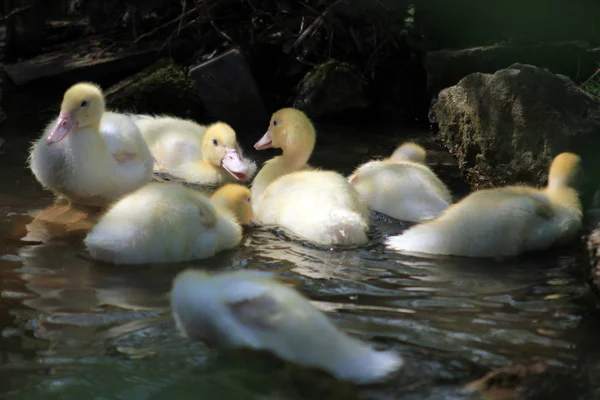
254, 108, 316, 161
389, 142, 426, 164
211, 184, 253, 225
47, 82, 105, 145
202, 122, 250, 181
547, 152, 583, 191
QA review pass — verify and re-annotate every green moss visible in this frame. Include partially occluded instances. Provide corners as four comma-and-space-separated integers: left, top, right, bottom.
106, 60, 204, 119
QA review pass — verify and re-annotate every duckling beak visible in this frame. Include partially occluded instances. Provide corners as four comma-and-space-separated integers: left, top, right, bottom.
222, 148, 249, 181
254, 129, 273, 150
47, 112, 76, 145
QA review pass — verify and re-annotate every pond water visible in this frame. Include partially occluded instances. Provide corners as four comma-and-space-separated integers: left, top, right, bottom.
1, 116, 599, 400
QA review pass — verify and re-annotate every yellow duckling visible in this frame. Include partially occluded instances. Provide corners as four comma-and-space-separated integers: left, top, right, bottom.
348, 142, 452, 222
134, 115, 256, 184
84, 183, 252, 264
29, 82, 154, 207
252, 108, 369, 245
171, 269, 403, 384
389, 141, 427, 163
386, 152, 583, 257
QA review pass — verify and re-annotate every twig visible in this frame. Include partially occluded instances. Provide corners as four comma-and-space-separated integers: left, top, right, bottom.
133, 4, 200, 44
291, 0, 345, 51
0, 5, 33, 21
580, 68, 600, 88
209, 20, 237, 46
177, 0, 187, 35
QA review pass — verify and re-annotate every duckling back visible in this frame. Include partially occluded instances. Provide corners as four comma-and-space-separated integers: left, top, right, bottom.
350, 160, 452, 222
134, 115, 207, 171
84, 182, 243, 264
389, 142, 427, 164
386, 186, 577, 257
171, 269, 403, 384
255, 170, 369, 245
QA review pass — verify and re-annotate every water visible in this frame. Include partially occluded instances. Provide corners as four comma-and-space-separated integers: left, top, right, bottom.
1, 117, 599, 400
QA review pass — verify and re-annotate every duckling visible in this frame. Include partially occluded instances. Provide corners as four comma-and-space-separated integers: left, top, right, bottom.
171, 269, 403, 384
84, 182, 252, 264
389, 141, 427, 164
29, 82, 154, 207
133, 115, 256, 185
386, 153, 583, 257
348, 142, 452, 222
252, 108, 369, 245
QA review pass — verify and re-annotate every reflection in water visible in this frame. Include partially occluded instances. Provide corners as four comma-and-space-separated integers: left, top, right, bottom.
0, 126, 599, 399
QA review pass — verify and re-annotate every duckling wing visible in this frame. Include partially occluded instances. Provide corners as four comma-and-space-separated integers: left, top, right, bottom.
101, 112, 152, 162
195, 196, 218, 228
227, 290, 283, 331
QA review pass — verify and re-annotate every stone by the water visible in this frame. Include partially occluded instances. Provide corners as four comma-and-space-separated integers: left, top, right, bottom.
432, 63, 600, 207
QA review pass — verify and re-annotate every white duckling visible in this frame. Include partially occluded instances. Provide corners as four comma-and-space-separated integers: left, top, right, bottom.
348, 142, 452, 222
171, 269, 403, 384
133, 115, 256, 184
84, 182, 252, 264
386, 152, 583, 258
252, 108, 369, 245
29, 82, 154, 207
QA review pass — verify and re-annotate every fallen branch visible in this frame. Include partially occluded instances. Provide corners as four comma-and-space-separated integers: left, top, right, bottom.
133, 4, 200, 44
1, 4, 33, 21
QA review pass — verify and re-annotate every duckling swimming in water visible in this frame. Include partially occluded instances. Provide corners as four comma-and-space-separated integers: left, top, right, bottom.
251, 108, 369, 245
29, 82, 154, 206
349, 142, 452, 222
134, 115, 256, 185
171, 269, 403, 384
84, 182, 252, 264
386, 152, 583, 257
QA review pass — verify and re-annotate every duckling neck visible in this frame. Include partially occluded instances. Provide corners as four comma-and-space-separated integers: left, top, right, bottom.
281, 147, 311, 170
545, 185, 582, 212
68, 125, 108, 161
172, 161, 226, 185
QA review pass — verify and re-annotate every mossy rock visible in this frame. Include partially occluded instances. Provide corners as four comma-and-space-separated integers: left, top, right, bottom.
292, 60, 369, 119
105, 60, 204, 119
433, 63, 600, 208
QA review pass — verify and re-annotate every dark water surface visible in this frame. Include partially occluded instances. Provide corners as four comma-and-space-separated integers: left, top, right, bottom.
1, 117, 599, 400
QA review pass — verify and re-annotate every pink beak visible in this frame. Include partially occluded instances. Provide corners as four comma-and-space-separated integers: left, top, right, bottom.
47, 112, 76, 145
222, 148, 249, 181
254, 129, 273, 150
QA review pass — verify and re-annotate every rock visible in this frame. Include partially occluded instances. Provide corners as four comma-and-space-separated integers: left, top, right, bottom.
465, 362, 589, 400
433, 63, 600, 206
292, 60, 369, 119
189, 48, 268, 148
587, 225, 600, 297
425, 42, 600, 97
105, 60, 203, 119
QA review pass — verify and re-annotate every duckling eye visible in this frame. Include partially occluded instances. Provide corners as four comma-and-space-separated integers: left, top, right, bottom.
273, 120, 278, 127
245, 196, 251, 203
81, 100, 88, 107
212, 139, 218, 146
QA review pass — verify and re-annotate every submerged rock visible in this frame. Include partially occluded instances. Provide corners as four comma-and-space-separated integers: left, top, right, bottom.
466, 362, 589, 400
105, 60, 203, 119
292, 60, 369, 119
432, 63, 600, 205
